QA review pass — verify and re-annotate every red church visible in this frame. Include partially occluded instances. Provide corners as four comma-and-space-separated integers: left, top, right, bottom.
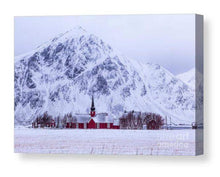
66, 96, 120, 129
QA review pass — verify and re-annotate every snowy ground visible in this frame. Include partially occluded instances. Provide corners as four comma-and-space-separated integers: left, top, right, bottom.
14, 128, 197, 155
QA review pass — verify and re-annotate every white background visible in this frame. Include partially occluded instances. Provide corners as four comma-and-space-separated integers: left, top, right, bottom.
0, 0, 219, 177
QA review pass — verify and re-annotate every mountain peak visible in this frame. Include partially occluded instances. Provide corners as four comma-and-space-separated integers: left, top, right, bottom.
14, 27, 196, 125
50, 26, 88, 43
176, 68, 195, 90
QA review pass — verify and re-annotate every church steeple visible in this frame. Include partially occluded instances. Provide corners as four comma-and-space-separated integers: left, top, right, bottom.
90, 95, 96, 117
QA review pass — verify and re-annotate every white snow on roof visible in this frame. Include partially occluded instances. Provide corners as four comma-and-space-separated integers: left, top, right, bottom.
70, 113, 114, 123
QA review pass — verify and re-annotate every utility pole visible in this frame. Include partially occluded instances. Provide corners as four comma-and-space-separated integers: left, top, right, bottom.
165, 116, 168, 130
169, 117, 171, 130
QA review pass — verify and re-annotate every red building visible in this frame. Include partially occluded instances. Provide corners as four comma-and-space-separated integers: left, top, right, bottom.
66, 96, 119, 129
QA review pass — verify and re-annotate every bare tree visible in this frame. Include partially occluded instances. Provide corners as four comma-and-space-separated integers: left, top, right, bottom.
119, 111, 164, 130
137, 114, 143, 129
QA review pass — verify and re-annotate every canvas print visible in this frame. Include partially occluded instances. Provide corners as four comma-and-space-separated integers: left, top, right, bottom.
14, 14, 203, 155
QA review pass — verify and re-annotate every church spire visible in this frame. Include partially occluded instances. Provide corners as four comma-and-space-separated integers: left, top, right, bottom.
90, 95, 95, 117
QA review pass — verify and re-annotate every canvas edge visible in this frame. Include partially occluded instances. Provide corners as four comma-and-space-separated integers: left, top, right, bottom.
195, 14, 204, 156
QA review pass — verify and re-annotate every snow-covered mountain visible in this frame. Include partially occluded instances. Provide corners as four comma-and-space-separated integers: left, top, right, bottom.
177, 68, 203, 92
176, 68, 196, 90
177, 68, 203, 124
14, 26, 195, 125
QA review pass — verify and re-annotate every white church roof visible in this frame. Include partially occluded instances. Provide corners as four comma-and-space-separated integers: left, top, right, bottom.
70, 113, 114, 123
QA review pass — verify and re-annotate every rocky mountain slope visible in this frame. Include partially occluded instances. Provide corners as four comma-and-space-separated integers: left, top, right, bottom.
14, 27, 195, 125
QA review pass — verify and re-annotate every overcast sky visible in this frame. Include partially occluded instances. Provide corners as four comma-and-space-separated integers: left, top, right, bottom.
14, 15, 195, 74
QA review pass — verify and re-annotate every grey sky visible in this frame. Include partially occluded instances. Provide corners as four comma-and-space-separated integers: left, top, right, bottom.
14, 15, 195, 74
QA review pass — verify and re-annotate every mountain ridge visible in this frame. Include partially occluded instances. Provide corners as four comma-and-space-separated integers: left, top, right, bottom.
14, 27, 195, 125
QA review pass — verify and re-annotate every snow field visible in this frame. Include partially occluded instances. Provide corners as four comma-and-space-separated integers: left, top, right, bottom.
14, 128, 196, 155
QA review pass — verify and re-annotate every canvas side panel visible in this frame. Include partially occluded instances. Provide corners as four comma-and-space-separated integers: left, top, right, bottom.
195, 14, 204, 155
